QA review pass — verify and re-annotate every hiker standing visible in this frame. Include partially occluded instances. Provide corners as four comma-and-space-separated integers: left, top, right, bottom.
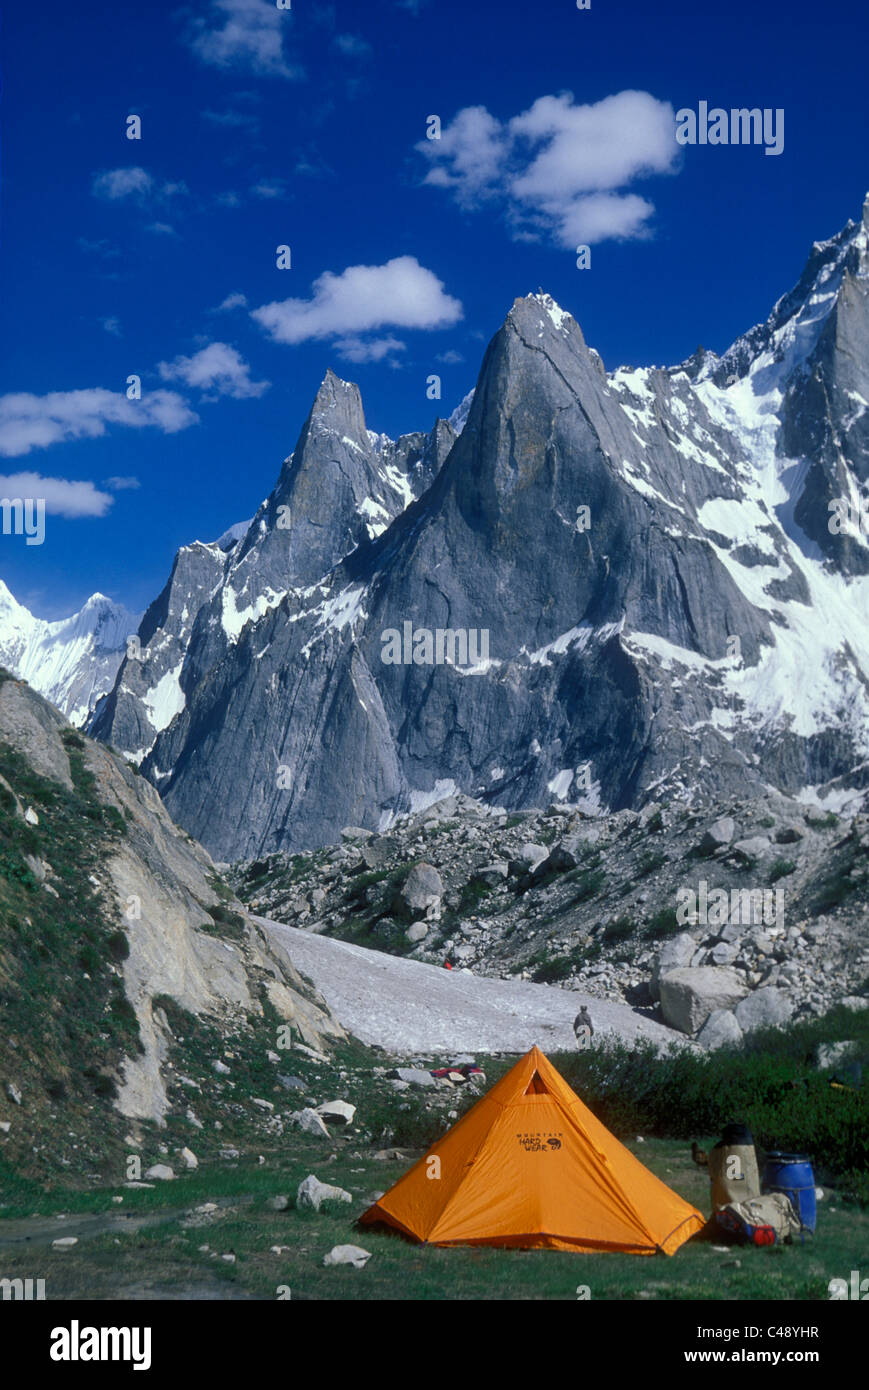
573, 1006, 593, 1050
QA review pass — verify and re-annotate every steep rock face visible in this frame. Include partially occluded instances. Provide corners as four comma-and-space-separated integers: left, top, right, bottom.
90, 382, 454, 763
0, 582, 138, 726
0, 674, 341, 1126
92, 200, 869, 859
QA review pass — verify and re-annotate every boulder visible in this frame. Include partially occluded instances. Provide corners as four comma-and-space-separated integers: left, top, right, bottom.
394, 863, 443, 920
709, 941, 738, 966
315, 1099, 356, 1126
734, 988, 793, 1033
697, 1009, 743, 1050
390, 1067, 436, 1088
179, 1147, 198, 1169
650, 932, 696, 1000
144, 1164, 175, 1181
297, 1174, 353, 1212
659, 967, 748, 1034
814, 1040, 858, 1069
730, 836, 772, 861
291, 1108, 331, 1138
277, 1074, 306, 1092
406, 921, 428, 943
471, 861, 509, 887
699, 818, 736, 853
544, 837, 587, 872
510, 843, 549, 875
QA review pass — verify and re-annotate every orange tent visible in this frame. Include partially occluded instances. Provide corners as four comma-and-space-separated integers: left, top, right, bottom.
360, 1046, 703, 1255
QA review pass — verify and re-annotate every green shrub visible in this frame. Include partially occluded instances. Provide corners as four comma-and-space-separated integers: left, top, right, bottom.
768, 858, 796, 883
645, 906, 681, 939
603, 915, 633, 943
637, 850, 667, 877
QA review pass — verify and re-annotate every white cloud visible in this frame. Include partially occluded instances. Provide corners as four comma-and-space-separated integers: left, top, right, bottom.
103, 475, 141, 490
0, 388, 197, 458
333, 336, 406, 363
146, 222, 177, 236
186, 0, 301, 79
417, 90, 679, 246
420, 106, 506, 205
0, 472, 115, 518
215, 291, 248, 312
333, 34, 372, 58
250, 179, 286, 199
92, 167, 153, 201
251, 256, 462, 346
101, 316, 122, 336
158, 342, 270, 399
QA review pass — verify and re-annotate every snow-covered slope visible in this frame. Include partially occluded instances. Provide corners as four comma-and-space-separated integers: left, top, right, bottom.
0, 580, 140, 726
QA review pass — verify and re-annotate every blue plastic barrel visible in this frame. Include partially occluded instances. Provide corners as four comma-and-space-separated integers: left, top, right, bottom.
762, 1152, 816, 1232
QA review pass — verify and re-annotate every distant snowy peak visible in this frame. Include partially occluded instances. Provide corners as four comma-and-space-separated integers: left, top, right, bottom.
448, 389, 475, 437
684, 197, 869, 392
210, 519, 252, 551
0, 580, 140, 726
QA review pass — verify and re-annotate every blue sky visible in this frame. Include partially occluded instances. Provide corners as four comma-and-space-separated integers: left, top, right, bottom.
1, 0, 867, 617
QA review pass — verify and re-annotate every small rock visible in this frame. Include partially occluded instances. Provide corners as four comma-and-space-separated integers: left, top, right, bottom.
297, 1174, 353, 1212
144, 1164, 175, 1181
277, 1074, 307, 1092
24, 806, 39, 826
52, 1237, 78, 1248
5, 1082, 22, 1106
179, 1147, 198, 1169
213, 1060, 231, 1075
268, 1195, 290, 1212
322, 1244, 371, 1269
252, 1098, 275, 1112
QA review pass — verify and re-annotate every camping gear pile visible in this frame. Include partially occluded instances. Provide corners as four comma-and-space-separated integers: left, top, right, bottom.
429, 1063, 485, 1086
700, 1124, 815, 1246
